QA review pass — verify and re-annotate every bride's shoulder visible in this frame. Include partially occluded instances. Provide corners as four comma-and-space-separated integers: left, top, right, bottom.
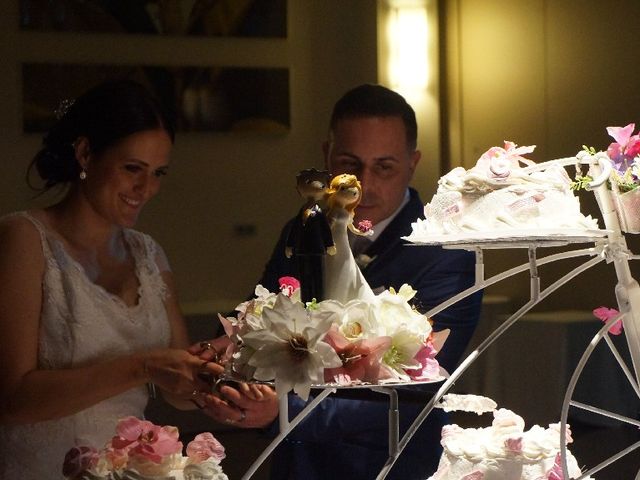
0, 209, 48, 242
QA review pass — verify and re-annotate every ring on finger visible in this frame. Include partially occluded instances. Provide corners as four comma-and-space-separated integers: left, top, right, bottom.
199, 341, 212, 351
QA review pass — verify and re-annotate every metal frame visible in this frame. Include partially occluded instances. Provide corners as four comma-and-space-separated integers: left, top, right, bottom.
242, 155, 640, 480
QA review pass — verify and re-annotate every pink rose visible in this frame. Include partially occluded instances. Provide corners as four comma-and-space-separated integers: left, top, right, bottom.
62, 445, 99, 478
186, 432, 226, 463
357, 220, 373, 233
278, 276, 301, 297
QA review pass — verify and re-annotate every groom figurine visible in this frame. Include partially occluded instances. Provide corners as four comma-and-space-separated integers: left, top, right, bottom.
284, 168, 336, 303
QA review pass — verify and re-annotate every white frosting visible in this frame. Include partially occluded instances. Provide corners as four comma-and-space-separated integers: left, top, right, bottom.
428, 409, 591, 480
436, 394, 497, 414
407, 144, 600, 241
74, 458, 227, 480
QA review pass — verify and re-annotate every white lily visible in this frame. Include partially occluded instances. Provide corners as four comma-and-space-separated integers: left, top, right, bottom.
242, 294, 341, 400
381, 329, 425, 380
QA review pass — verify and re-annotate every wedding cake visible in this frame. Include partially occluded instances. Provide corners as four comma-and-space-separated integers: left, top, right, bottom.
62, 417, 227, 480
406, 142, 600, 243
428, 400, 591, 480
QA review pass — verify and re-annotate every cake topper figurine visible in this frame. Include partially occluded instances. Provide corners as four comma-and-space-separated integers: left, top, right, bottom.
325, 173, 372, 235
285, 168, 336, 303
323, 174, 376, 304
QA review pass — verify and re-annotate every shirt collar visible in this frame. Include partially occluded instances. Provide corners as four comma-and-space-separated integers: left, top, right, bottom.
349, 188, 410, 246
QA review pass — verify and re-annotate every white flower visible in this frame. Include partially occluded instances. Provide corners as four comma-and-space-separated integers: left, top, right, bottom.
236, 285, 276, 317
321, 299, 378, 340
381, 329, 425, 380
242, 294, 341, 400
374, 285, 431, 341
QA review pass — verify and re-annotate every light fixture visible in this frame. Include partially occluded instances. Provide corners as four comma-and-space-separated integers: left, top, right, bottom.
382, 0, 429, 94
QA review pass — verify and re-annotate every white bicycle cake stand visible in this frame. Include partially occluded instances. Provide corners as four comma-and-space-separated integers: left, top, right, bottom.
242, 155, 640, 480
377, 155, 640, 480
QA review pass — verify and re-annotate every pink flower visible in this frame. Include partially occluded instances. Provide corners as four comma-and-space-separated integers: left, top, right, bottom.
407, 343, 440, 381
323, 326, 392, 383
186, 432, 226, 464
504, 437, 523, 454
62, 445, 99, 478
357, 220, 373, 233
547, 452, 565, 480
606, 124, 640, 173
278, 276, 301, 297
475, 141, 536, 179
110, 417, 182, 464
593, 306, 624, 335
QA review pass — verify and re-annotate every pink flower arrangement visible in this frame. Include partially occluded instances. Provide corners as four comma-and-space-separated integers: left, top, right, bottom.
218, 279, 444, 398
62, 417, 226, 479
606, 124, 640, 175
592, 306, 624, 335
109, 416, 182, 464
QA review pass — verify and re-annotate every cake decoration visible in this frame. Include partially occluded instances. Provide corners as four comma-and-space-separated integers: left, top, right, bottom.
427, 406, 592, 480
406, 141, 601, 243
284, 168, 335, 303
217, 279, 447, 400
435, 394, 498, 415
215, 172, 448, 399
62, 417, 227, 480
578, 123, 640, 232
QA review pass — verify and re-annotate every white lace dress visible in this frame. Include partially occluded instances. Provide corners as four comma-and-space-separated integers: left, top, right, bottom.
0, 212, 172, 479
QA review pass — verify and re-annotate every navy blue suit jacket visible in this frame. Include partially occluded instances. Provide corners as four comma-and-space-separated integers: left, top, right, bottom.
257, 188, 483, 480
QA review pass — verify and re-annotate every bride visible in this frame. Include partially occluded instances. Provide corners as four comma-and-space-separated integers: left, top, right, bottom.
0, 80, 222, 479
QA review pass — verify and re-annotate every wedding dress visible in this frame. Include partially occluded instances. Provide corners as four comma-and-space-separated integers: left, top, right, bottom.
0, 212, 172, 479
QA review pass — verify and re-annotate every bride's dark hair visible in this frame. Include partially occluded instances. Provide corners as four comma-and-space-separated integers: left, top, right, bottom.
28, 79, 175, 192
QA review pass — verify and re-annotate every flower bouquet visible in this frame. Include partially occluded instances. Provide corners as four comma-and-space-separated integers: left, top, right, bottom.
216, 277, 448, 401
602, 124, 640, 232
62, 417, 227, 480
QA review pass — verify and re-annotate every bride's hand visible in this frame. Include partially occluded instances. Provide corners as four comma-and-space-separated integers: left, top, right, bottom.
142, 348, 223, 397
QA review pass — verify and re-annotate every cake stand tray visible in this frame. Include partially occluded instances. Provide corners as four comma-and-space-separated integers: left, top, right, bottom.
405, 228, 611, 248
240, 377, 447, 480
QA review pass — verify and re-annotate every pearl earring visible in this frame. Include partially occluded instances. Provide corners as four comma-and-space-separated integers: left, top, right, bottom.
79, 170, 87, 180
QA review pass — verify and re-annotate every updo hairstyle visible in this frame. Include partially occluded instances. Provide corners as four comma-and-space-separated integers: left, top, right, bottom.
28, 79, 175, 191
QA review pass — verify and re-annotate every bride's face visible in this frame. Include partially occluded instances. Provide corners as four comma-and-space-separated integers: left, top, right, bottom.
79, 129, 172, 228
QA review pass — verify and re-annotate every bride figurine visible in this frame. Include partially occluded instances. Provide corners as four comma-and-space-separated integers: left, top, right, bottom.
323, 173, 376, 304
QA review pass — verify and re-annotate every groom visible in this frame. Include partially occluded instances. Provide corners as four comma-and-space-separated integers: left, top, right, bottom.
199, 84, 483, 480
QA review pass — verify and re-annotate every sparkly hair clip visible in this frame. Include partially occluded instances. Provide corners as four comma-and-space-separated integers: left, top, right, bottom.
54, 98, 75, 120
